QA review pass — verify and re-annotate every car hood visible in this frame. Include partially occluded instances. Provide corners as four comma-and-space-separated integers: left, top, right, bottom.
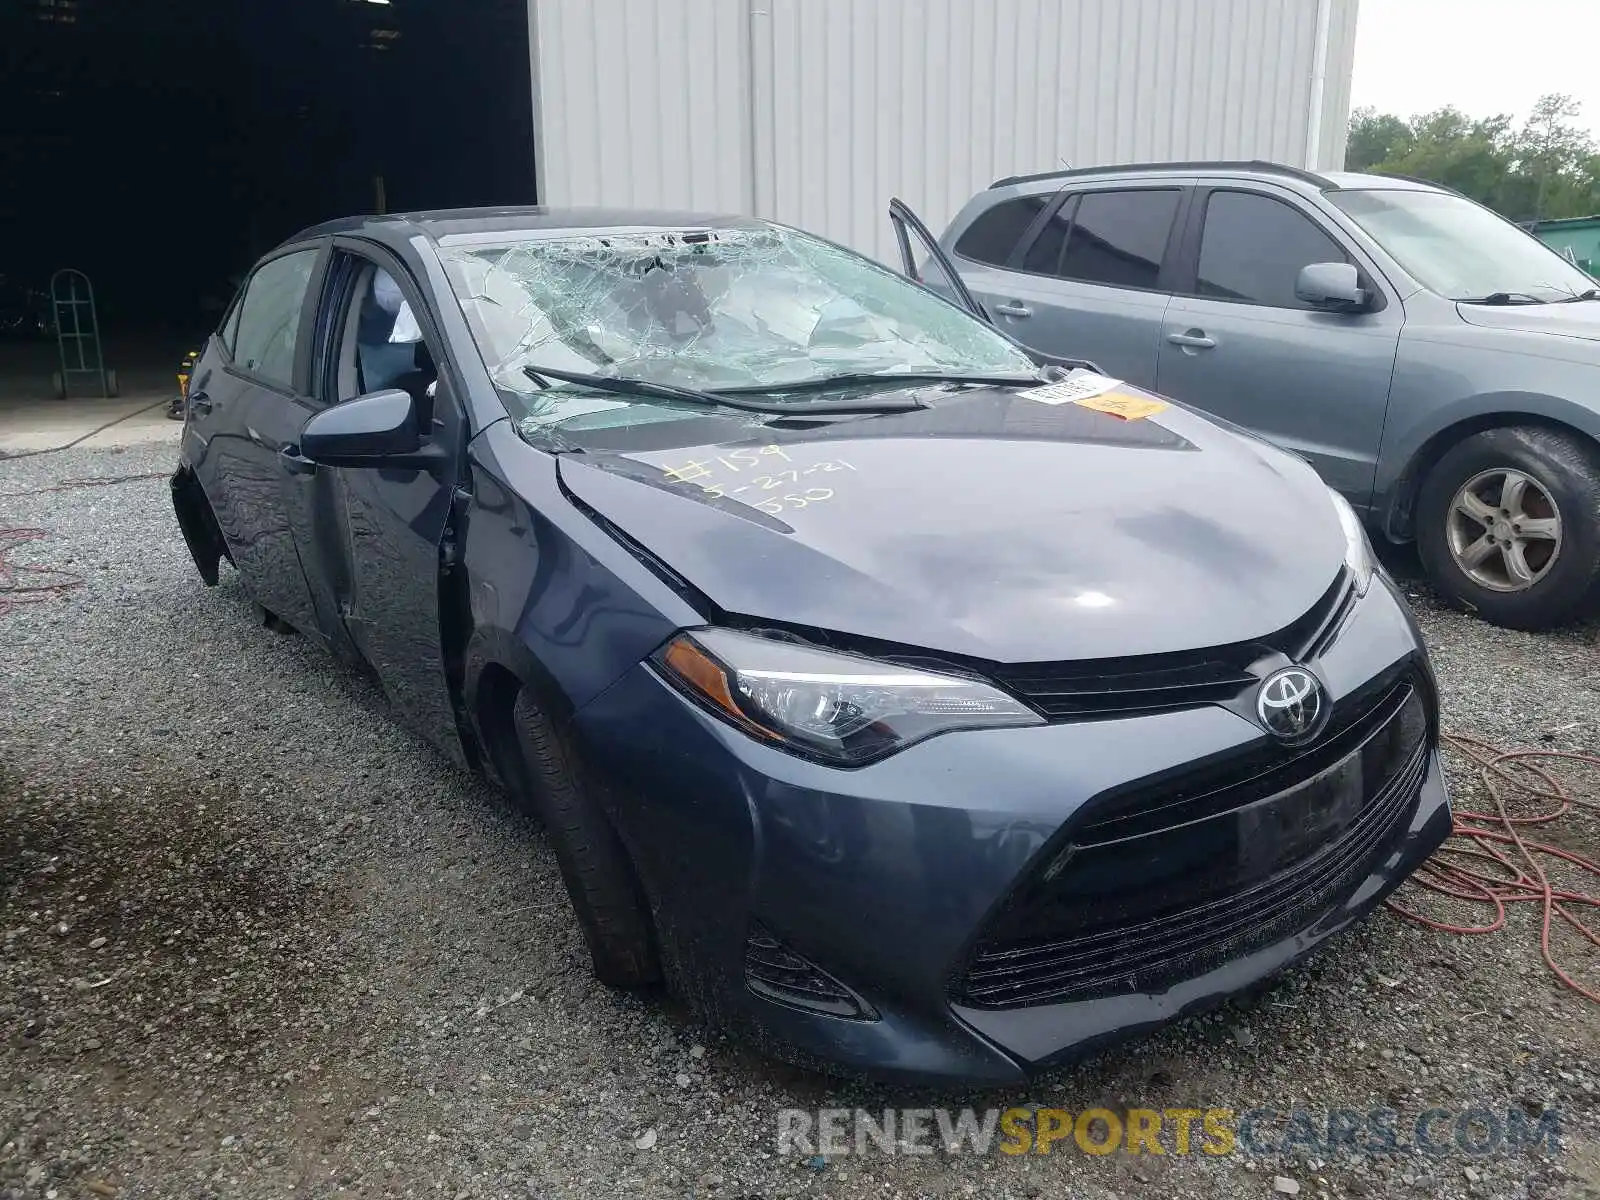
1455, 300, 1600, 342
555, 387, 1347, 662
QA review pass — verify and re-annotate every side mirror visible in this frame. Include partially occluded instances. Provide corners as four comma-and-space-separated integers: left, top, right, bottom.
301, 388, 434, 467
1295, 262, 1368, 311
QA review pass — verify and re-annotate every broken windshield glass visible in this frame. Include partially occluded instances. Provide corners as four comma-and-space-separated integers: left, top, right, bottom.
437, 224, 1035, 434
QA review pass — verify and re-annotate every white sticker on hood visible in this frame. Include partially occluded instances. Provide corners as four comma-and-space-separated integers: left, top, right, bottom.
1018, 370, 1124, 405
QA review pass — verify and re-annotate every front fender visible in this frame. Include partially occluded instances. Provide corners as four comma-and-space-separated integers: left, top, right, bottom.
456, 422, 706, 764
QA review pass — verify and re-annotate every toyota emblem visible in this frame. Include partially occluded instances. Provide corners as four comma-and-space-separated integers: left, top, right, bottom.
1256, 667, 1326, 743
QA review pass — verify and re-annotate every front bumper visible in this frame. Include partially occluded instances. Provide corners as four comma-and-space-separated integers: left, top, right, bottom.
573, 574, 1450, 1085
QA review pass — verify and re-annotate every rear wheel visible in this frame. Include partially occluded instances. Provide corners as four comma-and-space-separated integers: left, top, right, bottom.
1416, 426, 1600, 630
511, 690, 660, 988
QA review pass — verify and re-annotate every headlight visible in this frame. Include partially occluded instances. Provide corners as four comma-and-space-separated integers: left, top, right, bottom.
653, 628, 1042, 766
1328, 488, 1375, 595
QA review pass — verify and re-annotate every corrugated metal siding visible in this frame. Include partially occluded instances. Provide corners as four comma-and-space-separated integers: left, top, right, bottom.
530, 0, 1358, 260
529, 0, 753, 211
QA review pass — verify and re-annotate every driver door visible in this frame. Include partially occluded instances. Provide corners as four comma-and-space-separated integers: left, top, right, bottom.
300, 242, 472, 765
889, 198, 993, 323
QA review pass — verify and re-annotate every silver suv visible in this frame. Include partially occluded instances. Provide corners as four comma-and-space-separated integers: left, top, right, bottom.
905, 161, 1600, 630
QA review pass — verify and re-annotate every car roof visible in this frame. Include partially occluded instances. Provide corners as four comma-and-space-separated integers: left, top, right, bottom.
287, 206, 767, 248
1318, 171, 1443, 192
988, 160, 1449, 196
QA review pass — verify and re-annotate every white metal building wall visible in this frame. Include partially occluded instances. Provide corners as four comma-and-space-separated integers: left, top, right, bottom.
528, 0, 1359, 262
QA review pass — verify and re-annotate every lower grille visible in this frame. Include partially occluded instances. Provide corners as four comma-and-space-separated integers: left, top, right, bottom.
745, 925, 876, 1020
955, 679, 1430, 1010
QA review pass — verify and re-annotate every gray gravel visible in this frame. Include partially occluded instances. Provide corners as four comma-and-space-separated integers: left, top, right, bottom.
1, 443, 1597, 1200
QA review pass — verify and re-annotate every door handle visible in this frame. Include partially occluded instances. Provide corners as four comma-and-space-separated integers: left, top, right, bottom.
1167, 330, 1216, 350
188, 390, 213, 415
994, 301, 1032, 318
278, 446, 318, 476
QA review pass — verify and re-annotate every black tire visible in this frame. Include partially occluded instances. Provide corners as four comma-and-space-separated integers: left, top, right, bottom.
1416, 425, 1600, 630
510, 690, 660, 987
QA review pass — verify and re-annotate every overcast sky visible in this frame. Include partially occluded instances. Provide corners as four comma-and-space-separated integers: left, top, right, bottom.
1352, 0, 1600, 134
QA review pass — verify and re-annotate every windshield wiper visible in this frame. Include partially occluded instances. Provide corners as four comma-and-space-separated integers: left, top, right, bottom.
1457, 292, 1548, 305
710, 369, 1047, 396
521, 364, 928, 414
1558, 288, 1600, 303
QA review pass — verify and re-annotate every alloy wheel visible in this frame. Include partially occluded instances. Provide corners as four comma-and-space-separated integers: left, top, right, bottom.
1445, 468, 1562, 593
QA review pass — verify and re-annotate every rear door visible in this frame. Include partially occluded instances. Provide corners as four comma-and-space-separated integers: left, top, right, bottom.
889, 198, 1101, 373
981, 186, 1187, 389
1156, 186, 1403, 502
927, 191, 1058, 319
189, 244, 330, 644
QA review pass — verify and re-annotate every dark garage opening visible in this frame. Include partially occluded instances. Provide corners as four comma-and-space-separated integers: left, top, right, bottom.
0, 0, 535, 390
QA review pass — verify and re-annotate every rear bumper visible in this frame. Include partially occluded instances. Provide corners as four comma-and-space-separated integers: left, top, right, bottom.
573, 574, 1449, 1084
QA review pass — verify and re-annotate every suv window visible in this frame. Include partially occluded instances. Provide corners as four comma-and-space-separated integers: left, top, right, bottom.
953, 196, 1048, 266
1195, 191, 1347, 308
1048, 189, 1180, 290
230, 249, 319, 389
1021, 195, 1076, 274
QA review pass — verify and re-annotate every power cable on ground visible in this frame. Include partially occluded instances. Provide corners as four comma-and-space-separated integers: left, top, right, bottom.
0, 397, 170, 462
1386, 733, 1599, 1002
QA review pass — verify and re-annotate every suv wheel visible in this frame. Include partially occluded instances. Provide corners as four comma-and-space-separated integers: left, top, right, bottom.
1416, 426, 1600, 630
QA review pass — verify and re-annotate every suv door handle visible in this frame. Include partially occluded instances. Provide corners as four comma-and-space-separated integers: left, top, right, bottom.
1167, 330, 1216, 350
278, 446, 318, 476
994, 301, 1032, 318
188, 390, 213, 415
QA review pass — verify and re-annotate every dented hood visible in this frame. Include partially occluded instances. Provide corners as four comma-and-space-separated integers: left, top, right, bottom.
555, 388, 1348, 662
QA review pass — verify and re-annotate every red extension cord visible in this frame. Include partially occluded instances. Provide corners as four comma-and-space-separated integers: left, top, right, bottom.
1387, 733, 1600, 1003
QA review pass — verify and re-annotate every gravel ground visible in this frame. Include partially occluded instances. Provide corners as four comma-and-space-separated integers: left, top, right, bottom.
1, 443, 1597, 1200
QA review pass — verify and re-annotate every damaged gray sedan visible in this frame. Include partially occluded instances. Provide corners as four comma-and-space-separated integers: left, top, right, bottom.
171, 206, 1449, 1082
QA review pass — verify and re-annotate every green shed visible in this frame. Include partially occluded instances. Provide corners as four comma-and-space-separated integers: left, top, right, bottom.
1531, 215, 1600, 278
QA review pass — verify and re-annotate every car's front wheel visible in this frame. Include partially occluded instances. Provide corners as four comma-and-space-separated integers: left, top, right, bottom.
510, 690, 661, 988
1416, 425, 1600, 630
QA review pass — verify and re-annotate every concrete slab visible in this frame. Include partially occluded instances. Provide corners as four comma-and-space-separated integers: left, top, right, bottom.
0, 394, 181, 455
0, 333, 186, 457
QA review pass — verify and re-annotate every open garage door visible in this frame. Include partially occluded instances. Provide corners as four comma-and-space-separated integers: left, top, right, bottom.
0, 0, 536, 384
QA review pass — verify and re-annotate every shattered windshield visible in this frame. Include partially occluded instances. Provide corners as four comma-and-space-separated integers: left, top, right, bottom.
437, 225, 1034, 432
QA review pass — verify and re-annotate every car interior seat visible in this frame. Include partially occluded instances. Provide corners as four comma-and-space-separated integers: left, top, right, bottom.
356, 270, 437, 421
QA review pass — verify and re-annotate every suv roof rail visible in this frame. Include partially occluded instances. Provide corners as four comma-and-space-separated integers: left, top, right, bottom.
989, 159, 1337, 191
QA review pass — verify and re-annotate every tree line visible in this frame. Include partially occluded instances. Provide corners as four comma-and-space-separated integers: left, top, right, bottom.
1346, 93, 1600, 223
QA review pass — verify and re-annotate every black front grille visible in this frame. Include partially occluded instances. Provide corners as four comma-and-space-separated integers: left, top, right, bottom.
954, 677, 1430, 1010
745, 926, 876, 1020
990, 571, 1352, 719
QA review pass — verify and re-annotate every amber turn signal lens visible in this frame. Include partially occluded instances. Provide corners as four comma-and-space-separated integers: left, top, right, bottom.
661, 636, 745, 722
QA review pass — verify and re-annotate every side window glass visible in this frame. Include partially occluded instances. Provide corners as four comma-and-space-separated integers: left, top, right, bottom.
1057, 189, 1179, 290
231, 249, 319, 389
1196, 192, 1347, 308
220, 295, 244, 354
339, 262, 437, 409
952, 196, 1048, 267
1021, 195, 1078, 274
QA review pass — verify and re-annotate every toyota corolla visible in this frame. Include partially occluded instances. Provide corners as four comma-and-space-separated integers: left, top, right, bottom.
170, 204, 1451, 1084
